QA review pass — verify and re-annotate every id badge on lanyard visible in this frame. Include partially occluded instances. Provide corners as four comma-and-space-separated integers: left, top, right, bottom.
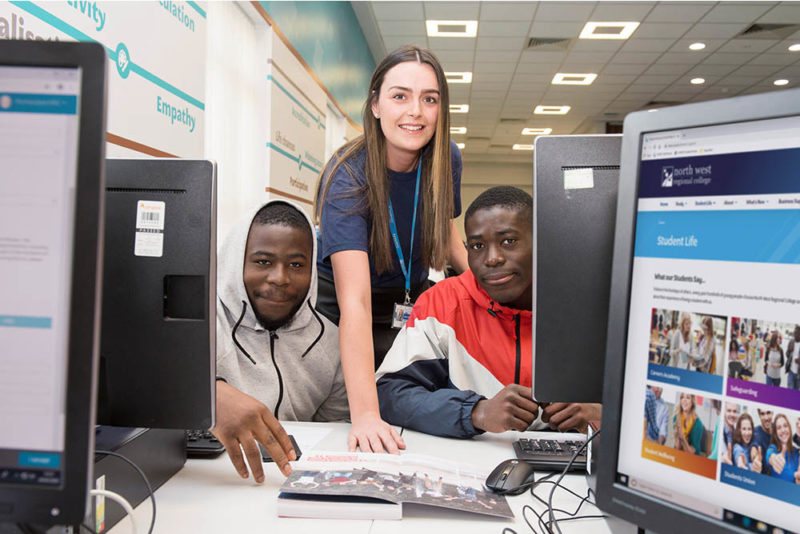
388, 156, 421, 329
392, 294, 414, 329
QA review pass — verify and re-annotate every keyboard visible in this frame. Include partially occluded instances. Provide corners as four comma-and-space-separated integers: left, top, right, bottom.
513, 437, 587, 471
185, 429, 225, 458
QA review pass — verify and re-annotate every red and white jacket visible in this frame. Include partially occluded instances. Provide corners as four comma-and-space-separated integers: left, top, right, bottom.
376, 270, 544, 438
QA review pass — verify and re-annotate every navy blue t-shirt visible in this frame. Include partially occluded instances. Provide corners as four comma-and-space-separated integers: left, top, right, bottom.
317, 140, 462, 288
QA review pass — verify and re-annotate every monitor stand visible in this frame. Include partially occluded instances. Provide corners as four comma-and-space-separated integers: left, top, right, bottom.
85, 426, 185, 532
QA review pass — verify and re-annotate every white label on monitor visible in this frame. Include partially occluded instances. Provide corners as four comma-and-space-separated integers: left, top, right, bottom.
134, 200, 165, 257
563, 168, 594, 190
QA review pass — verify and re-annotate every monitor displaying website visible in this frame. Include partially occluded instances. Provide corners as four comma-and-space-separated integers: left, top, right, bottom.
0, 65, 81, 488
616, 115, 800, 533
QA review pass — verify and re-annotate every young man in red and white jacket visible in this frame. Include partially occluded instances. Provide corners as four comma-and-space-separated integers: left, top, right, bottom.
376, 186, 600, 439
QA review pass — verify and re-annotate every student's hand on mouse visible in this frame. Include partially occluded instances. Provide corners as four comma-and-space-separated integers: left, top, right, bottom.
348, 412, 405, 454
541, 403, 601, 433
211, 380, 296, 482
769, 449, 786, 475
471, 384, 539, 433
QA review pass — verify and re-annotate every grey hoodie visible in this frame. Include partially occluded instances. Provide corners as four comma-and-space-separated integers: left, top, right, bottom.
216, 199, 349, 422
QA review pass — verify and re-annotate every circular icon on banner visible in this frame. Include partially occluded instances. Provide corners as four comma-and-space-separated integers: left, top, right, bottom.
0, 95, 11, 109
115, 43, 131, 79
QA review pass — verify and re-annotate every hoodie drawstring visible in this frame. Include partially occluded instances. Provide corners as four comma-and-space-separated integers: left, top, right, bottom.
232, 300, 256, 364
269, 331, 284, 417
299, 301, 325, 358
487, 301, 501, 318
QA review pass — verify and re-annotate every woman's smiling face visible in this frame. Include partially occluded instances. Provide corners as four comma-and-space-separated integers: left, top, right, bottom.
371, 60, 440, 171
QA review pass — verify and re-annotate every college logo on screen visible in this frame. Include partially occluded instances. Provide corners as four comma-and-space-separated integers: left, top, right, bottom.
661, 166, 674, 187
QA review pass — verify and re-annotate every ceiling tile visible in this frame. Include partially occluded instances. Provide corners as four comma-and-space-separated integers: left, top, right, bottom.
730, 64, 783, 77
656, 51, 708, 65
687, 64, 738, 76
529, 21, 583, 38
702, 52, 759, 65
756, 3, 800, 23
589, 2, 654, 20
478, 21, 531, 37
568, 39, 625, 53
701, 3, 774, 23
747, 53, 798, 66
644, 63, 691, 75
378, 20, 424, 36
478, 2, 538, 22
476, 37, 526, 51
535, 2, 596, 21
424, 2, 481, 19
668, 38, 727, 54
646, 3, 715, 23
371, 2, 425, 20
635, 73, 682, 85
634, 22, 694, 39
474, 62, 518, 74
435, 50, 475, 63
428, 37, 478, 51
382, 36, 428, 50
716, 39, 779, 54
613, 52, 662, 64
621, 38, 679, 53
683, 23, 750, 39
602, 63, 650, 75
563, 50, 617, 65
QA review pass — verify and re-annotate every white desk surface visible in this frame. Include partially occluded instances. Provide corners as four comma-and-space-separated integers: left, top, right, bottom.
107, 422, 635, 534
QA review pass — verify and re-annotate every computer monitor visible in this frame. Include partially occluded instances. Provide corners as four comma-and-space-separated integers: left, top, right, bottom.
532, 134, 621, 403
0, 41, 106, 525
97, 159, 216, 430
597, 87, 800, 534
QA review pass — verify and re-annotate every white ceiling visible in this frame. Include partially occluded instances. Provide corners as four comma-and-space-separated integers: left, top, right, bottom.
353, 1, 800, 162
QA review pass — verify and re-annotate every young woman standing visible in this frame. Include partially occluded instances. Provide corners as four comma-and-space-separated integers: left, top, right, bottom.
315, 46, 468, 453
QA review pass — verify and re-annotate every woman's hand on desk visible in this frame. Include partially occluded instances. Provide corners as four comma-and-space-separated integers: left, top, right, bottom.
348, 412, 406, 454
211, 381, 296, 482
471, 384, 539, 433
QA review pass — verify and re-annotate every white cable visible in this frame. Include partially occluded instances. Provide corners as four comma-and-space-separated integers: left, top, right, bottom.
90, 488, 138, 534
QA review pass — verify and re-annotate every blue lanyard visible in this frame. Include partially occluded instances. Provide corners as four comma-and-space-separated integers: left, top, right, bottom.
388, 156, 421, 304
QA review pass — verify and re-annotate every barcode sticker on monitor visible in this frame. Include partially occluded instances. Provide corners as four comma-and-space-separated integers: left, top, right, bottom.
134, 200, 165, 257
563, 168, 594, 190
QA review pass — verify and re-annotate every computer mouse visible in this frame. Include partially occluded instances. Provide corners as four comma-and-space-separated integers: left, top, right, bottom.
485, 459, 536, 495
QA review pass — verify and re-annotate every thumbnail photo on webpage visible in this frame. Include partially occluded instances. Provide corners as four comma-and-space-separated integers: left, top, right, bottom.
650, 308, 726, 375
717, 400, 800, 505
726, 318, 800, 414
642, 384, 720, 479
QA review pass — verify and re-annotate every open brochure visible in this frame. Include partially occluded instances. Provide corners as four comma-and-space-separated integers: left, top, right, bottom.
277, 451, 514, 519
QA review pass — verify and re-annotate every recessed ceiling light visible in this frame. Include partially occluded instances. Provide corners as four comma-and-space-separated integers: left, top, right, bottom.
522, 128, 553, 135
579, 21, 640, 40
449, 104, 469, 113
426, 20, 478, 38
534, 105, 570, 115
552, 73, 597, 86
450, 127, 467, 134
690, 77, 705, 85
789, 43, 800, 52
774, 79, 789, 86
445, 72, 472, 84
456, 142, 465, 150
513, 144, 534, 151
689, 42, 706, 51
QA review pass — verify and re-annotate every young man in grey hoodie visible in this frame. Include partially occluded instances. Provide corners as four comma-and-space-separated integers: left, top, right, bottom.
214, 200, 349, 482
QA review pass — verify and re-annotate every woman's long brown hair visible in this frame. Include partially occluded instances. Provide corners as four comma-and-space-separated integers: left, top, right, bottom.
314, 45, 453, 275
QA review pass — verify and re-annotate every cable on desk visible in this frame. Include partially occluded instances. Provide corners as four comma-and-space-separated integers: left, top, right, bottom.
94, 450, 156, 534
546, 429, 603, 534
90, 489, 137, 534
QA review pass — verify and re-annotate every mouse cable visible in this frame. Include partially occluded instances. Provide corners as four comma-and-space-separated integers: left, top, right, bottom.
94, 449, 156, 534
547, 429, 602, 534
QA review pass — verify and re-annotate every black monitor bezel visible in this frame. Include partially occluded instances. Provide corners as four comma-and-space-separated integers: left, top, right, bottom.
0, 40, 106, 526
597, 87, 800, 534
